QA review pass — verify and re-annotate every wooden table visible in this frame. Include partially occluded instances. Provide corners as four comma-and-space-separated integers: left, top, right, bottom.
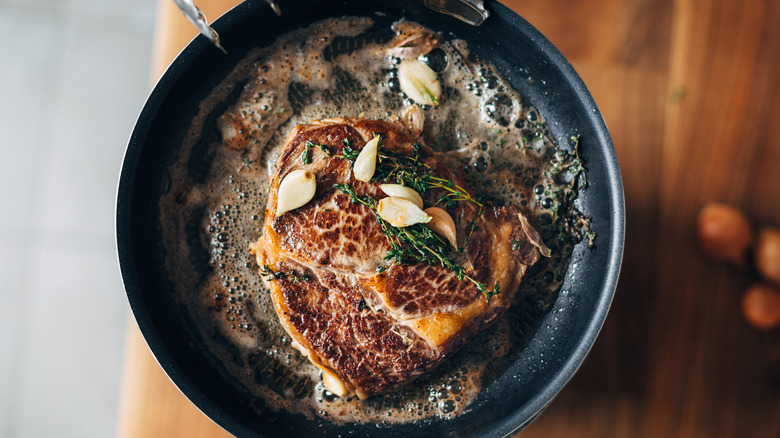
117, 0, 780, 436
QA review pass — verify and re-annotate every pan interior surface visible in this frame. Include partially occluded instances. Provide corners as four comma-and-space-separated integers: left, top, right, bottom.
116, 0, 623, 436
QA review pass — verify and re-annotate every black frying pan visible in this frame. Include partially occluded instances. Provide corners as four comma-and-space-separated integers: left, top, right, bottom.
116, 0, 624, 436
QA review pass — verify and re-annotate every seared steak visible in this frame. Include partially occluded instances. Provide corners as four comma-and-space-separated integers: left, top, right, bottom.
251, 118, 544, 398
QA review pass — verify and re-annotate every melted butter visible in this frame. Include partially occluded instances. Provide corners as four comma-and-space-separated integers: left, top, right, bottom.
159, 17, 576, 426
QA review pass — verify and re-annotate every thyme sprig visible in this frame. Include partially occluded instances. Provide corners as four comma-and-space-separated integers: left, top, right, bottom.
331, 135, 499, 299
334, 182, 498, 300
339, 138, 359, 161
377, 142, 484, 210
461, 219, 478, 251
333, 183, 375, 209
301, 139, 360, 165
260, 265, 311, 283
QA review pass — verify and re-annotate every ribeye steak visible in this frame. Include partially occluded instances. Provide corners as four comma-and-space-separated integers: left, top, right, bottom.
251, 118, 544, 398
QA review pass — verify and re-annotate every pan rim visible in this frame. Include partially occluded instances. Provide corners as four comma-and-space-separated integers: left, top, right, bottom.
116, 1, 624, 436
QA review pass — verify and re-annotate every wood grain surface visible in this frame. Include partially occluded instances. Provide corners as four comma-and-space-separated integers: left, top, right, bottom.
117, 0, 780, 436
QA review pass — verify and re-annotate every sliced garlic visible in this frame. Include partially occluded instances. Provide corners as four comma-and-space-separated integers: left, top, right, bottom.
377, 196, 432, 227
424, 207, 457, 247
353, 135, 380, 182
380, 184, 424, 209
518, 213, 551, 257
398, 59, 441, 106
401, 104, 424, 138
275, 169, 316, 217
387, 32, 438, 59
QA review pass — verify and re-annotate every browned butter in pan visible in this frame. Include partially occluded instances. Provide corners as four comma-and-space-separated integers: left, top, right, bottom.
159, 17, 590, 425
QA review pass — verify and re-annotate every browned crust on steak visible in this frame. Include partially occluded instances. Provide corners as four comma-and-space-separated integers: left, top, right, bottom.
252, 118, 542, 398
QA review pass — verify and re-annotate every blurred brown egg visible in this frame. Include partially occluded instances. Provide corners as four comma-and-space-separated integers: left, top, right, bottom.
697, 203, 753, 266
755, 227, 780, 285
742, 284, 780, 330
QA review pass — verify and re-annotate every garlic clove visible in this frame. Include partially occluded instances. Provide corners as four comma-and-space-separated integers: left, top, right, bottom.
398, 59, 441, 106
379, 184, 424, 209
276, 169, 316, 217
424, 207, 457, 247
377, 196, 432, 227
353, 135, 380, 182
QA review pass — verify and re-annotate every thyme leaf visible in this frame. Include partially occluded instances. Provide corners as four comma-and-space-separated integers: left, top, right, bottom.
483, 283, 501, 300
301, 140, 331, 165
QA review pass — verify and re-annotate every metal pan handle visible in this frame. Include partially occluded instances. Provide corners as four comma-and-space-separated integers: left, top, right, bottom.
423, 0, 489, 26
175, 0, 489, 53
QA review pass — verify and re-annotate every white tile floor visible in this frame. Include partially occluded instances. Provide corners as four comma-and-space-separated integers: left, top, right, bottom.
0, 0, 157, 436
